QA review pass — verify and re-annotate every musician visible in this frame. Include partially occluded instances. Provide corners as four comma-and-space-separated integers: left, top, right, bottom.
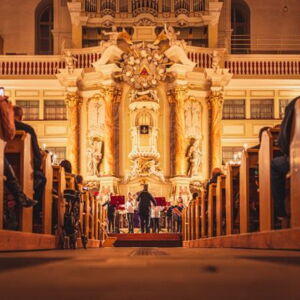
136, 184, 156, 233
125, 192, 135, 233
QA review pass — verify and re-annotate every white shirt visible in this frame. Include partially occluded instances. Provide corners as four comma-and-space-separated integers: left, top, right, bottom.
151, 206, 163, 218
125, 201, 135, 213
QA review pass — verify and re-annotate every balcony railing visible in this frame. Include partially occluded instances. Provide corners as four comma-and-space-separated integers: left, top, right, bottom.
1, 46, 300, 78
225, 54, 300, 77
231, 34, 300, 54
82, 0, 205, 14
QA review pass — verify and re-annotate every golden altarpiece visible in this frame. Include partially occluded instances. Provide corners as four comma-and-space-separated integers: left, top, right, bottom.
57, 26, 232, 203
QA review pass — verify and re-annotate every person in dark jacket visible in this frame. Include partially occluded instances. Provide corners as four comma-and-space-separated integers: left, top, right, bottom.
0, 96, 37, 208
102, 195, 116, 233
271, 96, 299, 225
13, 106, 46, 205
136, 184, 157, 233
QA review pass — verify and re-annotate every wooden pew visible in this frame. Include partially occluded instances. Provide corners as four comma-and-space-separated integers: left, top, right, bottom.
200, 190, 207, 238
290, 99, 300, 228
89, 193, 95, 239
259, 128, 281, 231
5, 131, 34, 232
240, 149, 259, 234
225, 164, 240, 235
41, 152, 53, 234
195, 196, 201, 239
216, 175, 226, 236
52, 165, 66, 236
0, 139, 4, 229
190, 200, 195, 240
65, 173, 76, 190
207, 183, 217, 237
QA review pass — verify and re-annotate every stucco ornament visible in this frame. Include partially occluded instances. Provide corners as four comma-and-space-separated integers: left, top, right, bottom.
116, 42, 173, 90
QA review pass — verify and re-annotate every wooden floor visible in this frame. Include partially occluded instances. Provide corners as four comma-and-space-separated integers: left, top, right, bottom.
0, 248, 300, 300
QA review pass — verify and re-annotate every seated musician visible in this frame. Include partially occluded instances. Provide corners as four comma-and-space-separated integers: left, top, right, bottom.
13, 106, 46, 205
0, 96, 37, 207
271, 96, 300, 227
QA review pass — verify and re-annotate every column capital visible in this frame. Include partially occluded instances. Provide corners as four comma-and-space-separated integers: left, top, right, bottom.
208, 90, 224, 110
65, 92, 82, 109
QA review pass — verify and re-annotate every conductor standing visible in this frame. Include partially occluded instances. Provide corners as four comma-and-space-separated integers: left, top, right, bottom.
137, 184, 156, 233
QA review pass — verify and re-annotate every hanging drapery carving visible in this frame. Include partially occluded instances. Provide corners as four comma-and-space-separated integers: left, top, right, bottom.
87, 93, 105, 177
184, 97, 202, 139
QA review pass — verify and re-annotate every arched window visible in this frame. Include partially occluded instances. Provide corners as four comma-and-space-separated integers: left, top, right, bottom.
36, 0, 54, 55
231, 0, 250, 54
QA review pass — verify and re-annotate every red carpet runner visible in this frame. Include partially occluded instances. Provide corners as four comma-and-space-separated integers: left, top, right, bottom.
108, 233, 182, 247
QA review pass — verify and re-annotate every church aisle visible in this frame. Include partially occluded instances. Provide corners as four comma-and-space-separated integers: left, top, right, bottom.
0, 248, 299, 300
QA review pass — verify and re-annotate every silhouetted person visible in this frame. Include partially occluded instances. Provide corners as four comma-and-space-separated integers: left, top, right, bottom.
0, 97, 36, 208
102, 195, 116, 233
136, 184, 156, 233
13, 106, 46, 205
60, 159, 72, 174
271, 96, 299, 226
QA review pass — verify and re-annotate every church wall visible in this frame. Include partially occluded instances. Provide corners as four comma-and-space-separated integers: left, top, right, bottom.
218, 0, 300, 53
243, 0, 300, 53
0, 0, 71, 55
0, 0, 41, 54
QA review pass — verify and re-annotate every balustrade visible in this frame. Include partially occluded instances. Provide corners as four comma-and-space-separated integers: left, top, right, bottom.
0, 46, 300, 78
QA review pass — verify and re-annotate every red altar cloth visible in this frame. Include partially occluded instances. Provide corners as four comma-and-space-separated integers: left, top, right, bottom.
155, 197, 166, 206
110, 196, 125, 209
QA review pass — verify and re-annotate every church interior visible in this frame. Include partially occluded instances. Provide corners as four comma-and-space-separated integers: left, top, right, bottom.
0, 0, 300, 299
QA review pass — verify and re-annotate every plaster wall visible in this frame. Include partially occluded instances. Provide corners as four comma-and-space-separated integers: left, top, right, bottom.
218, 0, 300, 52
0, 0, 71, 55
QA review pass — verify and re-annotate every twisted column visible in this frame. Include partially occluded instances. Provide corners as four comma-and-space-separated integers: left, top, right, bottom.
102, 87, 115, 176
174, 87, 188, 176
65, 92, 82, 174
208, 91, 224, 169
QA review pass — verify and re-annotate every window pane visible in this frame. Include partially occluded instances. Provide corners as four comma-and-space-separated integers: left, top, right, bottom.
16, 100, 39, 120
44, 100, 67, 120
279, 99, 291, 119
222, 147, 244, 165
47, 147, 66, 163
223, 99, 245, 119
250, 99, 274, 119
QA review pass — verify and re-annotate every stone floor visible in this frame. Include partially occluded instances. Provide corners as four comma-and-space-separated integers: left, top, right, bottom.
0, 247, 300, 300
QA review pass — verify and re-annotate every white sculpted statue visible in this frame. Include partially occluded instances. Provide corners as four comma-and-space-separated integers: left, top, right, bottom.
211, 50, 221, 72
147, 160, 165, 182
97, 27, 129, 66
87, 139, 103, 177
186, 139, 202, 177
63, 50, 78, 74
163, 24, 195, 68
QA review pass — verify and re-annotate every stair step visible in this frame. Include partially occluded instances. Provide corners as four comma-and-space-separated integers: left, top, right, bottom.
108, 233, 182, 247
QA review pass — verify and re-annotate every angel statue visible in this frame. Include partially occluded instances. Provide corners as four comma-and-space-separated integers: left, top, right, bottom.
97, 27, 132, 66
61, 40, 78, 74
164, 24, 180, 46
186, 139, 202, 177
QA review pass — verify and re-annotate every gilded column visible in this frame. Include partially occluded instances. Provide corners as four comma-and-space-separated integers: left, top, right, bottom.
174, 87, 188, 176
208, 91, 224, 169
65, 92, 82, 174
102, 87, 115, 176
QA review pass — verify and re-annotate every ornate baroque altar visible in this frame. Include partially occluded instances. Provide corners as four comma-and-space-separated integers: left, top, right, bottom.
56, 26, 232, 204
